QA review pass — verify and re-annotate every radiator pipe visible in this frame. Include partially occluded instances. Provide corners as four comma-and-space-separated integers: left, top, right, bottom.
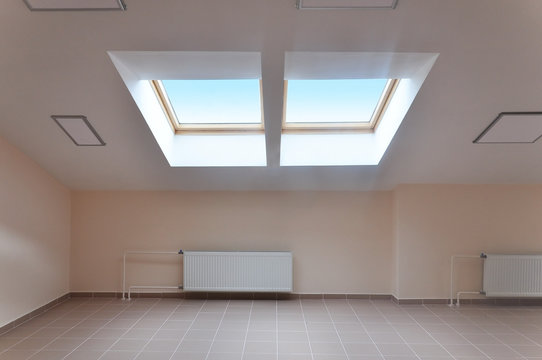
449, 254, 485, 306
122, 250, 184, 300
456, 291, 483, 307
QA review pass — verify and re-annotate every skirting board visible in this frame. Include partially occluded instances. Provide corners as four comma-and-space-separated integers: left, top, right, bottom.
70, 292, 542, 305
0, 293, 70, 336
71, 291, 392, 300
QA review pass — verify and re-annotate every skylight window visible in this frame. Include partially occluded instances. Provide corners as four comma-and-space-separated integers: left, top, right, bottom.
151, 79, 264, 133
283, 78, 399, 132
109, 50, 438, 167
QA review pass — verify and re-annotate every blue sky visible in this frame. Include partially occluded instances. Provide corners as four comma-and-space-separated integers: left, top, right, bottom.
161, 78, 388, 125
285, 79, 388, 123
162, 79, 262, 124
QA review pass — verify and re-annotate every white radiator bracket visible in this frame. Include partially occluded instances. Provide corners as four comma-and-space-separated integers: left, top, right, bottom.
449, 253, 484, 306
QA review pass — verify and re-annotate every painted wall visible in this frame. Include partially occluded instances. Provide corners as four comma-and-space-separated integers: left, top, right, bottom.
0, 136, 70, 328
3, 154, 538, 308
70, 185, 542, 299
394, 184, 542, 299
70, 191, 393, 295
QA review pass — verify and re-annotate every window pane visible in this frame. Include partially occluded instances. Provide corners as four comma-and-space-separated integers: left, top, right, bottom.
162, 79, 262, 125
285, 79, 388, 124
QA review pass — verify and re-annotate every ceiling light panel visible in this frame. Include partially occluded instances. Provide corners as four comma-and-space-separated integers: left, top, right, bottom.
474, 112, 542, 144
23, 0, 126, 11
52, 115, 105, 146
297, 0, 397, 9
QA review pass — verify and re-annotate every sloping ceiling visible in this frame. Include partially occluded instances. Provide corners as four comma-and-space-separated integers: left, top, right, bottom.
1, 0, 541, 190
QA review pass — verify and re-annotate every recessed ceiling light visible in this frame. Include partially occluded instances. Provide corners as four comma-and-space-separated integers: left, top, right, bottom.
52, 115, 106, 146
296, 0, 397, 9
474, 112, 542, 144
23, 0, 126, 11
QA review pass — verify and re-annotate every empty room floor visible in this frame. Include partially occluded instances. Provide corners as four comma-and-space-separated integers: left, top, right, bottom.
1, 298, 541, 360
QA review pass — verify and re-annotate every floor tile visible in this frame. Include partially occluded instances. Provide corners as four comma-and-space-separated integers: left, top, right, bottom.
1, 298, 542, 360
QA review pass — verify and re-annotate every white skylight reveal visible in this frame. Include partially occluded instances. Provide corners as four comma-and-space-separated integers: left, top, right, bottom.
108, 51, 438, 168
152, 79, 263, 132
108, 51, 266, 167
283, 78, 398, 131
280, 52, 439, 166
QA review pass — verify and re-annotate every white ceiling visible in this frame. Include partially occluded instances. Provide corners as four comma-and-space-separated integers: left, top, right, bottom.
1, 0, 542, 191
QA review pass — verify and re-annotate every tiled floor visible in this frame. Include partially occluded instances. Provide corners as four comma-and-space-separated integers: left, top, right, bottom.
1, 298, 542, 360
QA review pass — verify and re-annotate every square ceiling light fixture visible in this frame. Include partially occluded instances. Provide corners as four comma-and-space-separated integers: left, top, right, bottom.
23, 0, 126, 11
52, 115, 106, 146
474, 112, 542, 144
296, 0, 397, 9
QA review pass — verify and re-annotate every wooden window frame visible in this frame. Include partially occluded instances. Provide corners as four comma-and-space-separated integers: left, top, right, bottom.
150, 80, 265, 134
282, 78, 400, 133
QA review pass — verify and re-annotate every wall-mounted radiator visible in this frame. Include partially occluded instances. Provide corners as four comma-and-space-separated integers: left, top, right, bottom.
183, 251, 293, 292
483, 254, 542, 297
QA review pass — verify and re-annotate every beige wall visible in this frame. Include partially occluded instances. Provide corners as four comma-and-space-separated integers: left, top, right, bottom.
70, 191, 393, 294
0, 136, 70, 328
394, 184, 542, 299
3, 141, 541, 314
70, 186, 542, 300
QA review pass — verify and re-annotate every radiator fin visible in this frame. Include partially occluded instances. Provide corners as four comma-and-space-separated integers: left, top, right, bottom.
183, 251, 292, 292
483, 254, 542, 297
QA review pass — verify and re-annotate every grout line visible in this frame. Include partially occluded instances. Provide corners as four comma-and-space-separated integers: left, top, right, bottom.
240, 299, 254, 359
63, 297, 148, 359
275, 299, 279, 360
298, 298, 315, 360
423, 304, 509, 360
470, 306, 532, 360
488, 309, 542, 347
92, 298, 167, 360
397, 304, 461, 360
204, 299, 230, 360
321, 298, 351, 360
0, 298, 87, 356
369, 301, 424, 360
1, 298, 113, 359
129, 298, 186, 359
167, 299, 207, 360
0, 294, 71, 337
346, 299, 386, 360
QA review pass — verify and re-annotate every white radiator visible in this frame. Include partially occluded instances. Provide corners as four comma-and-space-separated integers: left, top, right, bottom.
483, 254, 542, 297
183, 251, 293, 292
